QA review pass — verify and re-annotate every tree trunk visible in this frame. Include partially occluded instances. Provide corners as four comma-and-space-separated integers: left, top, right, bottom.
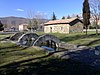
96, 24, 98, 35
86, 26, 88, 36
95, 18, 98, 35
31, 27, 33, 33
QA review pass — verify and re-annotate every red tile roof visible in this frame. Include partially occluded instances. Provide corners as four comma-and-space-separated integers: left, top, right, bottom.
44, 18, 79, 25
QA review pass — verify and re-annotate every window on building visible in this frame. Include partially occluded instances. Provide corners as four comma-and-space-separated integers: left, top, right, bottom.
50, 27, 52, 32
61, 27, 63, 30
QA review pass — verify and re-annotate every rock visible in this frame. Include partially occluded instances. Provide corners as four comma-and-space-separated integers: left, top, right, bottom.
59, 42, 77, 49
95, 46, 100, 55
77, 46, 90, 50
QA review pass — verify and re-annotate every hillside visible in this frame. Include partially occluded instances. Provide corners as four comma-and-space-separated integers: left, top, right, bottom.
0, 16, 48, 31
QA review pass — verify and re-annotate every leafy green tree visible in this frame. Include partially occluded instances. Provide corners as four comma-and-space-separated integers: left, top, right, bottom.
0, 21, 4, 31
62, 16, 65, 19
52, 12, 56, 20
82, 0, 90, 36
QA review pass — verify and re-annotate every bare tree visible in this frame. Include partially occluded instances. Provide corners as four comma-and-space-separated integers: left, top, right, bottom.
90, 0, 100, 35
34, 11, 47, 26
26, 10, 35, 32
26, 10, 47, 32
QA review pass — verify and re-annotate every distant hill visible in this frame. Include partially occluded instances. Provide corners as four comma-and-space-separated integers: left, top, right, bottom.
0, 16, 48, 31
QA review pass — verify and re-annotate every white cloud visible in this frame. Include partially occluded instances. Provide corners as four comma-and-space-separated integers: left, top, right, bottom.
16, 9, 24, 12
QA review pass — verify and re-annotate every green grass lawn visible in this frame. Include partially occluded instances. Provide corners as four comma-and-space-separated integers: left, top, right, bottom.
43, 32, 100, 47
0, 32, 100, 75
0, 34, 12, 39
0, 42, 46, 67
0, 42, 100, 75
1, 31, 100, 47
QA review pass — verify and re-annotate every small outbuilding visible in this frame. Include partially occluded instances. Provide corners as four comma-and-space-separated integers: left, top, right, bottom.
44, 18, 83, 33
19, 24, 28, 31
98, 20, 100, 25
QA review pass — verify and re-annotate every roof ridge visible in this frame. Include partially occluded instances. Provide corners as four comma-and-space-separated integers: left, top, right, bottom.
44, 18, 79, 25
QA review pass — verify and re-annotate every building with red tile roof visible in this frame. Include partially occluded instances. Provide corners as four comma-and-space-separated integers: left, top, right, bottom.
44, 18, 83, 33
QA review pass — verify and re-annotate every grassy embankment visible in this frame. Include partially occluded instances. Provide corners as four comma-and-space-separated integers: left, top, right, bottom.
0, 32, 100, 75
0, 42, 99, 75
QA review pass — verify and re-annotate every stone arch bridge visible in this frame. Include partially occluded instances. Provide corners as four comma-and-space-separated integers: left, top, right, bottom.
10, 32, 60, 50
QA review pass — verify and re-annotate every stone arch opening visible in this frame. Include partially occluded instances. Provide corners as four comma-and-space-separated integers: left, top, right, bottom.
40, 40, 57, 50
10, 32, 24, 41
33, 34, 60, 50
17, 33, 39, 46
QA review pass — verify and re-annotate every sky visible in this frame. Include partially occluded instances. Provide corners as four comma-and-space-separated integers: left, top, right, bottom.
0, 0, 83, 19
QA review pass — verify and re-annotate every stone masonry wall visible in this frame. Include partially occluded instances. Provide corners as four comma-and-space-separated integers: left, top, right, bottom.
44, 24, 69, 33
